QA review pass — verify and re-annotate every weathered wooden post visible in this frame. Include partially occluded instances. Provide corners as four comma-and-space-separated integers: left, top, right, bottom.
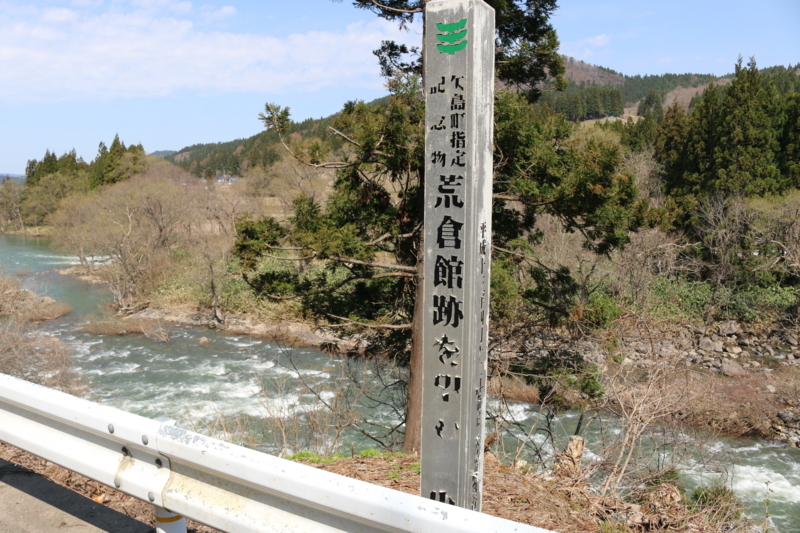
421, 0, 495, 511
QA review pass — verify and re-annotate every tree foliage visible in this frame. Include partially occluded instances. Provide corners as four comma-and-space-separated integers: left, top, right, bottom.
544, 86, 624, 121
348, 0, 566, 98
657, 58, 797, 203
20, 136, 149, 226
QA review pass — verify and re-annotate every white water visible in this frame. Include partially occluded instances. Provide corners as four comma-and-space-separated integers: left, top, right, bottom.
2, 234, 799, 530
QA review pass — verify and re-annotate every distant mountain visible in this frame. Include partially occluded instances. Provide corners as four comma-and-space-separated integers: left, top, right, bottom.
1, 173, 24, 182
149, 150, 177, 158
561, 55, 719, 105
563, 57, 625, 87
161, 62, 797, 174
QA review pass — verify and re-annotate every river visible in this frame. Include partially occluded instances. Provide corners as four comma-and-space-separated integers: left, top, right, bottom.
1, 234, 798, 530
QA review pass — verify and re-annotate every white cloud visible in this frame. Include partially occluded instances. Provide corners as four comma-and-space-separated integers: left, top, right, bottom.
582, 34, 611, 47
71, 0, 105, 7
0, 3, 413, 103
201, 5, 235, 22
43, 8, 78, 23
560, 34, 612, 60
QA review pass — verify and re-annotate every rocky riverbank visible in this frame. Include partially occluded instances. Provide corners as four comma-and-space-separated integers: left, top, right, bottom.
130, 305, 368, 353
505, 320, 800, 447
54, 266, 800, 448
0, 275, 72, 321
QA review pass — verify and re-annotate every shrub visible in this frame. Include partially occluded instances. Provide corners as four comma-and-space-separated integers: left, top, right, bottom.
690, 484, 743, 522
584, 292, 622, 329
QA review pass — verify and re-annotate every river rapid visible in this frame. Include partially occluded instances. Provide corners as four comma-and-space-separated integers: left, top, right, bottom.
1, 234, 798, 530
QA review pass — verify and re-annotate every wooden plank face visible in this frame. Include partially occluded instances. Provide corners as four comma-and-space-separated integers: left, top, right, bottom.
421, 0, 494, 512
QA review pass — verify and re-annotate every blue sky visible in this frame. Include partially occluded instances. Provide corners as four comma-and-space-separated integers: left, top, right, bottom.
1, 0, 798, 174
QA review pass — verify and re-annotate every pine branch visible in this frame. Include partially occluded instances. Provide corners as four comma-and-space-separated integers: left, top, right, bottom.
328, 126, 391, 158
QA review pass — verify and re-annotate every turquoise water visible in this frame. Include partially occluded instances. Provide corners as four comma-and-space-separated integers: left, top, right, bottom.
1, 234, 798, 530
0, 234, 363, 437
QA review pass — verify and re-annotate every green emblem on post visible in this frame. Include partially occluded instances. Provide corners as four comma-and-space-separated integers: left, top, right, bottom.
436, 19, 468, 54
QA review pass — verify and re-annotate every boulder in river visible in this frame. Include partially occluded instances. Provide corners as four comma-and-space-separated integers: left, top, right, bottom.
721, 361, 746, 377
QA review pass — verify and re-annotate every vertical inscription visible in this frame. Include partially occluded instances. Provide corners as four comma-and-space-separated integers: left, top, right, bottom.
421, 0, 494, 512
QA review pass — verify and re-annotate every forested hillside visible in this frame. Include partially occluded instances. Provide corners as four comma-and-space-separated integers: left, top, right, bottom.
537, 56, 799, 126
3, 135, 147, 227
163, 114, 348, 179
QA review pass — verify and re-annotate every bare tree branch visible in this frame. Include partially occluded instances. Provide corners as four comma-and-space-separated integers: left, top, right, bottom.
328, 126, 392, 158
324, 313, 412, 330
368, 0, 423, 14
329, 256, 417, 273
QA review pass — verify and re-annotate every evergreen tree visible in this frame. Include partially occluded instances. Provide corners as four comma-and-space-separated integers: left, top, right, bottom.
780, 93, 800, 186
708, 57, 782, 195
683, 82, 724, 195
32, 150, 59, 184
102, 134, 127, 185
622, 112, 658, 151
234, 3, 645, 454
24, 159, 38, 184
356, 0, 566, 100
637, 89, 664, 123
656, 101, 691, 195
90, 142, 110, 189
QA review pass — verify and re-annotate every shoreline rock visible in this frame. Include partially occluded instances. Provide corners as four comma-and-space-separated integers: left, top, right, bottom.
505, 320, 800, 447
130, 305, 360, 352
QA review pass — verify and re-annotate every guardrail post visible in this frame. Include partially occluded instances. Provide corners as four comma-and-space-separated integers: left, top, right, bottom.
152, 418, 185, 533
154, 506, 187, 533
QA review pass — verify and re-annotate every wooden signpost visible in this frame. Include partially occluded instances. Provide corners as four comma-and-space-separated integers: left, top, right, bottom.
421, 0, 495, 511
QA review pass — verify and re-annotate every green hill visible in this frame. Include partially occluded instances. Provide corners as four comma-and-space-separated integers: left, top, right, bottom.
162, 62, 798, 172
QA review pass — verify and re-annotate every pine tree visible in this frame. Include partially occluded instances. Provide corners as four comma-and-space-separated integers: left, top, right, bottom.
90, 142, 109, 189
235, 2, 644, 454
24, 159, 39, 186
32, 150, 58, 183
779, 93, 800, 187
355, 0, 566, 99
103, 134, 127, 185
684, 82, 724, 195
656, 101, 691, 195
637, 89, 664, 123
709, 58, 781, 195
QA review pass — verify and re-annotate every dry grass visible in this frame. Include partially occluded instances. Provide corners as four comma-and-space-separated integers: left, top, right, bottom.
297, 450, 746, 533
1, 275, 73, 321
0, 318, 83, 395
679, 366, 800, 438
18, 301, 73, 322
0, 275, 21, 316
296, 451, 602, 532
0, 275, 82, 393
488, 375, 541, 404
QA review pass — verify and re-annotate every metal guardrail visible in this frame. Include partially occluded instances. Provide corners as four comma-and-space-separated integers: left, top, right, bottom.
0, 374, 555, 533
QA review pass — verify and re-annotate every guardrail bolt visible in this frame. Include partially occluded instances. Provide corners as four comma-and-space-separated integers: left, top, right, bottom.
122, 447, 129, 456
114, 477, 121, 488
142, 435, 149, 445
148, 492, 155, 502
108, 424, 114, 434
155, 458, 163, 469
